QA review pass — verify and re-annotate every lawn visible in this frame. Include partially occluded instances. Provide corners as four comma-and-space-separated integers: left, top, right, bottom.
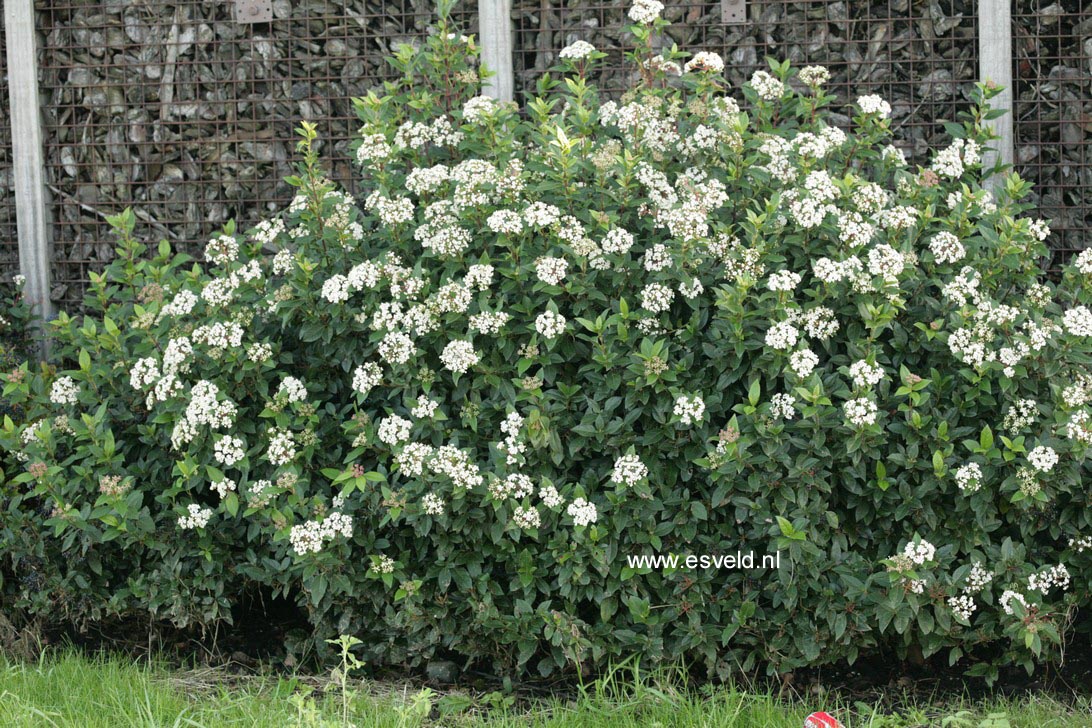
0, 651, 1090, 727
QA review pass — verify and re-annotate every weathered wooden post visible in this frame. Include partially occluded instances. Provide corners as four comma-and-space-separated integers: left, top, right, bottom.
5, 0, 55, 353
978, 0, 1015, 185
478, 0, 514, 102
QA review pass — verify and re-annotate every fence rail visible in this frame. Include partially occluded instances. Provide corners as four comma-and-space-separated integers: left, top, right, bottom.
0, 0, 1089, 313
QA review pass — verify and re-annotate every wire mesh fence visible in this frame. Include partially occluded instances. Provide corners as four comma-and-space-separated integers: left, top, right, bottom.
1013, 0, 1091, 270
512, 0, 979, 162
35, 0, 476, 307
0, 15, 20, 288
0, 1, 1088, 308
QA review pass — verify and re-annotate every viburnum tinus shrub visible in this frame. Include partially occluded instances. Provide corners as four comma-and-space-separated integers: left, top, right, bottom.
3, 0, 1091, 681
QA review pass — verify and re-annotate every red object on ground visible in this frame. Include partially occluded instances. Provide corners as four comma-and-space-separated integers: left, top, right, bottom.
804, 712, 842, 728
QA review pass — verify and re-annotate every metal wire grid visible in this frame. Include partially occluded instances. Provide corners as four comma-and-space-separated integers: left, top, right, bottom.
36, 0, 477, 308
512, 0, 979, 160
0, 16, 20, 287
1013, 0, 1091, 268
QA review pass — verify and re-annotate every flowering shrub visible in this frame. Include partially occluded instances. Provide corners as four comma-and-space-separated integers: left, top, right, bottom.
3, 2, 1091, 682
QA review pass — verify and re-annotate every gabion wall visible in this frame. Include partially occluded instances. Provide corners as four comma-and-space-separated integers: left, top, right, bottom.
1013, 0, 1091, 269
513, 0, 979, 162
0, 16, 20, 286
34, 0, 476, 306
0, 1, 1086, 307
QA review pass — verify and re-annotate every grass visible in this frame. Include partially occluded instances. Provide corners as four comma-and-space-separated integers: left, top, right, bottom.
0, 650, 1090, 727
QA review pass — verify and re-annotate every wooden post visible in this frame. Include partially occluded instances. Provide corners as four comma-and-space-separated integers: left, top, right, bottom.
5, 0, 55, 349
478, 0, 514, 102
978, 0, 1014, 182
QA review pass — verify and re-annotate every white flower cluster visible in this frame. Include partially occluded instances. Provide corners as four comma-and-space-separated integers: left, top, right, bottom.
798, 65, 830, 86
770, 393, 796, 420
843, 398, 878, 427
539, 484, 564, 508
214, 435, 247, 466
267, 428, 297, 466
290, 512, 354, 555
749, 71, 785, 101
963, 562, 993, 594
427, 445, 484, 490
902, 538, 936, 565
440, 340, 479, 373
929, 232, 965, 265
205, 234, 239, 265
1003, 398, 1037, 434
277, 376, 308, 404
211, 478, 237, 499
856, 94, 891, 118
849, 360, 885, 389
673, 394, 705, 426
627, 0, 663, 24
559, 40, 595, 60
513, 505, 541, 529
1027, 564, 1070, 594
178, 504, 213, 530
497, 411, 527, 465
567, 497, 598, 526
948, 594, 976, 621
1027, 445, 1058, 473
1000, 590, 1033, 616
378, 415, 413, 446
789, 349, 818, 378
684, 51, 724, 74
931, 138, 981, 179
954, 463, 983, 493
611, 454, 648, 486
49, 376, 79, 406
1063, 306, 1092, 336
422, 492, 445, 515
490, 472, 535, 500
535, 310, 567, 339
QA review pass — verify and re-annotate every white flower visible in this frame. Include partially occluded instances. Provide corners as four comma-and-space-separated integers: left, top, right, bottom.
440, 340, 479, 374
539, 484, 564, 508
321, 275, 351, 304
378, 415, 413, 445
964, 562, 993, 594
567, 497, 598, 526
513, 505, 541, 529
205, 234, 239, 265
559, 40, 596, 60
749, 71, 785, 101
535, 257, 568, 286
673, 394, 705, 426
849, 360, 885, 389
211, 478, 237, 499
628, 0, 663, 24
214, 436, 246, 466
49, 376, 80, 406
798, 65, 830, 87
948, 594, 976, 621
929, 232, 965, 265
857, 94, 892, 118
1027, 445, 1058, 473
765, 321, 799, 350
411, 396, 439, 419
487, 210, 523, 235
1000, 590, 1032, 616
178, 504, 213, 530
130, 358, 160, 390
422, 492, 445, 516
352, 363, 382, 396
601, 228, 634, 255
767, 270, 801, 292
278, 376, 307, 403
844, 398, 878, 427
684, 51, 724, 74
789, 349, 819, 378
1063, 306, 1092, 336
902, 538, 936, 565
954, 463, 983, 492
770, 393, 796, 419
611, 454, 648, 486
640, 283, 674, 313
535, 310, 568, 339
264, 429, 295, 467
1028, 564, 1070, 594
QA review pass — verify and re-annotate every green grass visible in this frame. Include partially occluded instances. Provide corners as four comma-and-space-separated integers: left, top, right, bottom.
0, 651, 1090, 727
